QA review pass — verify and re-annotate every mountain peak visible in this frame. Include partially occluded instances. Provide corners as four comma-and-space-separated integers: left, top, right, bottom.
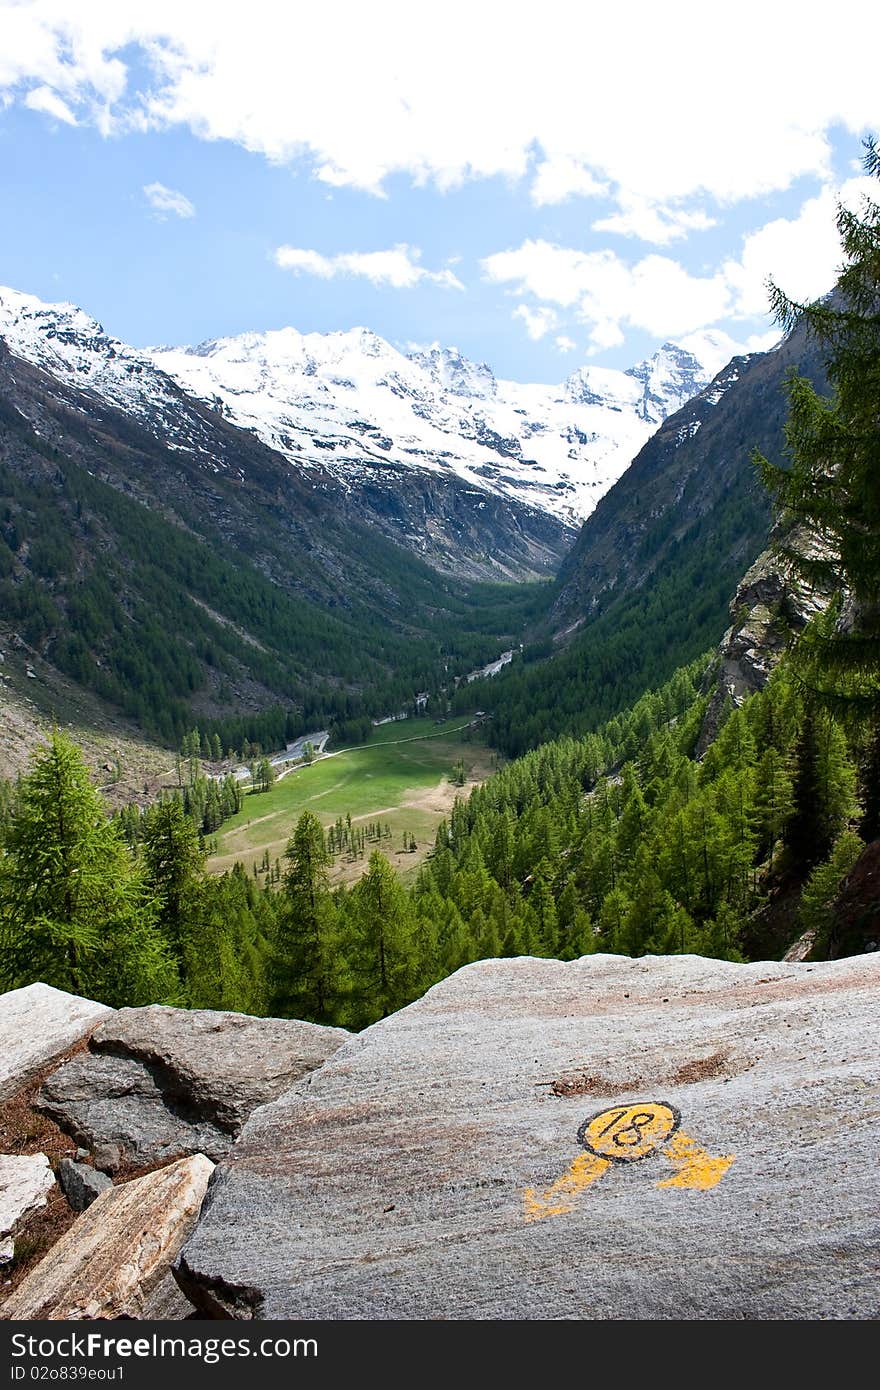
0, 284, 109, 347
0, 282, 738, 532
407, 342, 497, 399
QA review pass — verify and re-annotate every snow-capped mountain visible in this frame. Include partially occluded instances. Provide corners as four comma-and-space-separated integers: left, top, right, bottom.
0, 286, 721, 541
0, 285, 233, 468
149, 331, 716, 528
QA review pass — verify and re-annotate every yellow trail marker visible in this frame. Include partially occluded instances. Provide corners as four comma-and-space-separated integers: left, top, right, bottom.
579, 1101, 679, 1162
523, 1100, 734, 1221
523, 1152, 611, 1222
655, 1129, 734, 1190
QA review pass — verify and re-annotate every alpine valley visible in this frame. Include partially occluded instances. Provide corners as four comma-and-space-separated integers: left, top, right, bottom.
0, 282, 738, 757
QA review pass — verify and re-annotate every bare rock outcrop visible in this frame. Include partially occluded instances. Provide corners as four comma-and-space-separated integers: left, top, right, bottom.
37, 1005, 350, 1165
176, 953, 880, 1321
0, 984, 112, 1102
1, 1153, 213, 1320
696, 526, 834, 755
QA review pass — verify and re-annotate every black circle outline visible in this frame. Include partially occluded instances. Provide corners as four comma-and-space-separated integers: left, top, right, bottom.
577, 1101, 682, 1164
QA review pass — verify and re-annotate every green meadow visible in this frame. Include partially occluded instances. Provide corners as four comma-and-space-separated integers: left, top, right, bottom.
207, 715, 496, 885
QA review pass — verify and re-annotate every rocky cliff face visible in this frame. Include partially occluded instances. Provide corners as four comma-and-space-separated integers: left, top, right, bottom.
4, 957, 878, 1322
695, 523, 836, 754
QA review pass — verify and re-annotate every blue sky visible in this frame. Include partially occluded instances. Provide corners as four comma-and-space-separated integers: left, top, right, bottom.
1, 2, 879, 381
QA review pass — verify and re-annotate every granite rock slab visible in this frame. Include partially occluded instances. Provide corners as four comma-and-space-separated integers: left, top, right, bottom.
175, 953, 880, 1320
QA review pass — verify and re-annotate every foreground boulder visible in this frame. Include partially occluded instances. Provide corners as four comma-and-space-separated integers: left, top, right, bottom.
38, 1005, 350, 1165
1, 1153, 213, 1319
0, 1155, 55, 1263
176, 953, 880, 1320
0, 984, 112, 1101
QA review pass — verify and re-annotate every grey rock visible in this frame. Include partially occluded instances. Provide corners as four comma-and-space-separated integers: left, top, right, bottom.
91, 1143, 121, 1175
176, 953, 880, 1320
38, 1005, 349, 1166
0, 983, 112, 1101
0, 1154, 55, 1263
143, 1270, 197, 1320
57, 1159, 112, 1212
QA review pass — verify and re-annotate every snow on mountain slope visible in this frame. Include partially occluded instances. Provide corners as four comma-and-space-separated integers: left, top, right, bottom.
149, 331, 715, 527
0, 285, 234, 473
0, 287, 179, 419
0, 284, 718, 530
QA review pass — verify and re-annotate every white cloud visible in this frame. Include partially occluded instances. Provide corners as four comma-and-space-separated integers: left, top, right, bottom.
274, 243, 463, 291
483, 238, 729, 352
486, 165, 875, 354
593, 196, 716, 246
675, 327, 781, 376
585, 320, 625, 354
531, 156, 607, 206
24, 84, 76, 124
1, 4, 878, 217
744, 329, 785, 354
555, 335, 576, 353
723, 177, 875, 318
513, 304, 558, 340
483, 240, 602, 307
143, 180, 195, 219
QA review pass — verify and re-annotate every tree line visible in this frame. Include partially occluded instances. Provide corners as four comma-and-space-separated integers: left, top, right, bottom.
0, 645, 869, 1028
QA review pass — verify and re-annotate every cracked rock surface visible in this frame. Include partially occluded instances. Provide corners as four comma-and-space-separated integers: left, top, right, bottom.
37, 1005, 350, 1165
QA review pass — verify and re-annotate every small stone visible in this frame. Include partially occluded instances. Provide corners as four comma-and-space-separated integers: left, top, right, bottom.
91, 1144, 121, 1175
75, 1148, 89, 1162
58, 1159, 112, 1213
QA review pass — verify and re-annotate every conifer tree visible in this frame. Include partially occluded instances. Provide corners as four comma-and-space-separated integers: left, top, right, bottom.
345, 851, 417, 1023
528, 870, 558, 955
141, 795, 206, 958
786, 709, 857, 868
273, 811, 339, 1022
756, 137, 880, 721
797, 830, 864, 956
0, 733, 176, 1005
752, 746, 794, 863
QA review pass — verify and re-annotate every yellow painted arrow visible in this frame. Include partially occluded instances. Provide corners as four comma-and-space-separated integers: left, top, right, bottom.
523, 1101, 735, 1222
655, 1129, 735, 1190
523, 1151, 611, 1222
